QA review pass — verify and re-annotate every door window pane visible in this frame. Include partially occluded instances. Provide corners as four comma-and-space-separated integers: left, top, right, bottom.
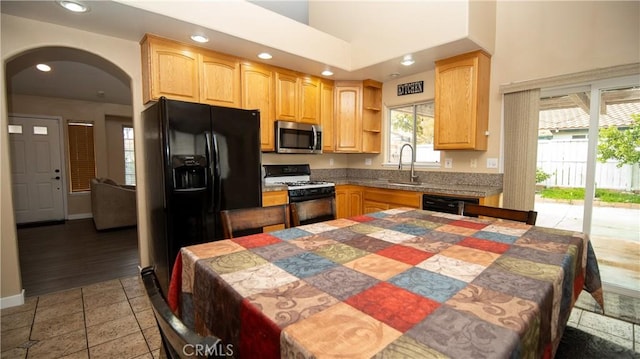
123, 126, 136, 185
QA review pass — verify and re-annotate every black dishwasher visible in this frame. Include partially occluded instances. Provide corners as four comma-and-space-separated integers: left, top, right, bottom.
422, 194, 479, 215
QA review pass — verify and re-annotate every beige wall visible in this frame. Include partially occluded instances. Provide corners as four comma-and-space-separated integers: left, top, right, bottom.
8, 95, 133, 216
1, 14, 145, 301
2, 1, 638, 303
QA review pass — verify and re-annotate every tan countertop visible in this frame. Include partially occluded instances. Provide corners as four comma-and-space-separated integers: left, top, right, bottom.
263, 178, 502, 198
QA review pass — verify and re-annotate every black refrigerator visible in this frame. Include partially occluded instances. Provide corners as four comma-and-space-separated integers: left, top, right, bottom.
143, 97, 262, 293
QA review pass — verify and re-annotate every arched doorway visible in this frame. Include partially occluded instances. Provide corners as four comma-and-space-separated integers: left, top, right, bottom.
5, 46, 139, 296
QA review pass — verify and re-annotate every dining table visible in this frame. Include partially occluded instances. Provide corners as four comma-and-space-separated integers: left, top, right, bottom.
168, 208, 604, 359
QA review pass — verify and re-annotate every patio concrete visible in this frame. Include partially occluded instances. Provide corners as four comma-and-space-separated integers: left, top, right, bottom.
534, 198, 640, 294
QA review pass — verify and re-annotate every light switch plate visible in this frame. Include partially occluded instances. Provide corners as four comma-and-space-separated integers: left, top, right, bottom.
444, 158, 453, 168
470, 159, 477, 168
487, 158, 498, 168
329, 158, 334, 166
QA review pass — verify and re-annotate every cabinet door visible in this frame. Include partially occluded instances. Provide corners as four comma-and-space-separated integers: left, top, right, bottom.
275, 70, 299, 121
143, 36, 199, 103
320, 80, 335, 152
434, 50, 490, 150
200, 52, 241, 108
299, 76, 321, 125
336, 185, 363, 218
334, 84, 362, 152
262, 191, 288, 232
348, 190, 363, 216
241, 63, 275, 151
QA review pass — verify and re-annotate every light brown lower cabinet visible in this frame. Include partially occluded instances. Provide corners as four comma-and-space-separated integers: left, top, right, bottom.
363, 188, 422, 214
262, 190, 288, 232
335, 185, 363, 218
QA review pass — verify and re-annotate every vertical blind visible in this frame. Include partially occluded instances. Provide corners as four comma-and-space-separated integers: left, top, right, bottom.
68, 122, 95, 192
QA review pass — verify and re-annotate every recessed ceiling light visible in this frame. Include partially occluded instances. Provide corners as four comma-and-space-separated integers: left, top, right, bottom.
36, 64, 51, 72
389, 72, 400, 78
190, 34, 209, 43
258, 52, 273, 60
321, 69, 333, 76
401, 55, 415, 66
58, 0, 88, 13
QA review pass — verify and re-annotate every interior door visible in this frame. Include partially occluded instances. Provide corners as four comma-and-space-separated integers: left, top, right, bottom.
9, 116, 65, 224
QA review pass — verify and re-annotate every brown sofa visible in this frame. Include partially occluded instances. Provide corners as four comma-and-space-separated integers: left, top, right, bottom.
91, 178, 137, 230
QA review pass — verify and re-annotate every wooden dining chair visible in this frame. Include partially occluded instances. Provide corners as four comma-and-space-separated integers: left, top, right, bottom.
140, 266, 226, 359
461, 202, 538, 225
220, 204, 290, 239
290, 197, 337, 226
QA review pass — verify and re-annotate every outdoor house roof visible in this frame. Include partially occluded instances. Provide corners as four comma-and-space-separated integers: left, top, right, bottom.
539, 87, 640, 131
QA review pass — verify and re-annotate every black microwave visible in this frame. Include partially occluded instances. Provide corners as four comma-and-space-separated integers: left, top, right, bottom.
275, 120, 322, 154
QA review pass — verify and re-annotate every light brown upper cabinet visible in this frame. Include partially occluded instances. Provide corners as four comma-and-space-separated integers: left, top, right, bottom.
434, 50, 490, 150
334, 82, 362, 153
200, 52, 241, 108
320, 80, 335, 152
298, 75, 321, 125
240, 62, 275, 152
275, 69, 299, 122
334, 79, 382, 153
141, 34, 199, 104
275, 70, 321, 125
141, 34, 241, 107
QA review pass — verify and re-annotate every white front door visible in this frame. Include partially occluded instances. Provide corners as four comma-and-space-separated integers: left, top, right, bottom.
9, 116, 65, 224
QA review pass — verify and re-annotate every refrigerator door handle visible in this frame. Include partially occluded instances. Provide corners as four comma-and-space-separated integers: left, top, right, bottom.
210, 133, 222, 212
204, 132, 214, 213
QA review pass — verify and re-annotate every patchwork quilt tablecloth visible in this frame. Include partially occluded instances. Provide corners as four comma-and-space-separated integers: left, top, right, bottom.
170, 208, 603, 359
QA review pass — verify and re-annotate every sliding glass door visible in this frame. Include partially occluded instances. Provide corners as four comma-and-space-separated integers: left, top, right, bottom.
537, 76, 639, 296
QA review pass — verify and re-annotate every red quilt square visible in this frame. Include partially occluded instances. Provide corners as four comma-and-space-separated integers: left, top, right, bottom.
376, 244, 435, 265
232, 233, 281, 249
450, 219, 489, 230
351, 215, 377, 222
345, 282, 439, 332
458, 237, 510, 254
239, 299, 281, 359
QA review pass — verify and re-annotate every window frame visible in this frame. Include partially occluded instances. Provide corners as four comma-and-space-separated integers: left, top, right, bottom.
384, 100, 441, 168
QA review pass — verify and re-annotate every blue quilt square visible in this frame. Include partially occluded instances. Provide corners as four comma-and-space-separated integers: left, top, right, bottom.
389, 267, 467, 303
273, 252, 337, 278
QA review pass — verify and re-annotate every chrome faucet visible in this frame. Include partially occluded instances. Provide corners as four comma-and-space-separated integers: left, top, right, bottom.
398, 143, 419, 183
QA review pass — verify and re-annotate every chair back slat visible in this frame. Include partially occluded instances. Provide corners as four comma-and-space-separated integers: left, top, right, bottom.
220, 204, 290, 239
462, 203, 537, 225
290, 197, 336, 226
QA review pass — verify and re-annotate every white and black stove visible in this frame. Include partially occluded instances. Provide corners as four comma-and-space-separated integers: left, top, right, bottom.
263, 164, 335, 203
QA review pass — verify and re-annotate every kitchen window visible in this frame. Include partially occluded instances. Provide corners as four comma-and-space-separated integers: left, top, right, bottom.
68, 122, 95, 192
387, 101, 440, 165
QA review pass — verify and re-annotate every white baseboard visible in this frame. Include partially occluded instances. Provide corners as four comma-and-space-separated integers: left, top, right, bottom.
1, 290, 25, 309
67, 213, 93, 220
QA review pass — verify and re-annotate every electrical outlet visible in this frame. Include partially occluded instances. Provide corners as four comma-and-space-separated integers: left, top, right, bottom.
365, 158, 372, 166
444, 158, 453, 168
329, 158, 334, 166
470, 159, 477, 168
487, 158, 498, 168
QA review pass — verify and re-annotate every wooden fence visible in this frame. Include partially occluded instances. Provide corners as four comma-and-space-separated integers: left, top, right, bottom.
537, 139, 640, 191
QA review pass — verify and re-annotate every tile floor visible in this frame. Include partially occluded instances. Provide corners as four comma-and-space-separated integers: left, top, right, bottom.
1, 276, 160, 359
2, 275, 640, 358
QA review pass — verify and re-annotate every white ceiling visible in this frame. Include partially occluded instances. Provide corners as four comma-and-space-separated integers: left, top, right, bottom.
2, 0, 485, 106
